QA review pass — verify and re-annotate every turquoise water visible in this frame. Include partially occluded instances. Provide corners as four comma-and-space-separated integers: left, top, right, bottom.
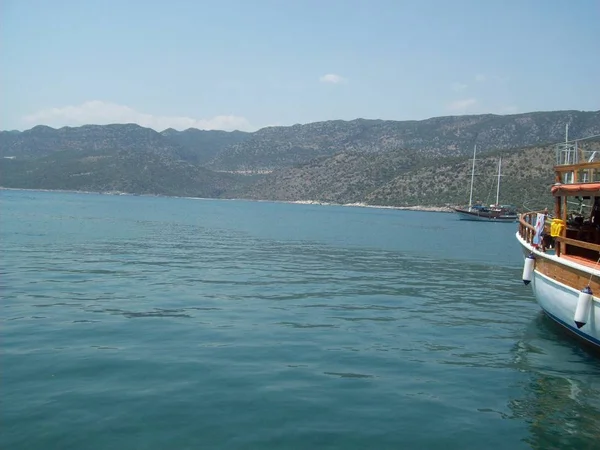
2, 190, 600, 449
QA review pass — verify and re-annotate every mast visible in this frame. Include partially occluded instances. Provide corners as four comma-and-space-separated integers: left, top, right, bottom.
495, 157, 502, 206
468, 145, 476, 211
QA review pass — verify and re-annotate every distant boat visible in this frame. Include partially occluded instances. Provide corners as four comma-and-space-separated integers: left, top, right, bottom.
453, 145, 518, 222
516, 128, 600, 350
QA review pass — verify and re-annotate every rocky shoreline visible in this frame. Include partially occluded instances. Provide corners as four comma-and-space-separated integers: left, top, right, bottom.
290, 200, 453, 213
1, 187, 454, 213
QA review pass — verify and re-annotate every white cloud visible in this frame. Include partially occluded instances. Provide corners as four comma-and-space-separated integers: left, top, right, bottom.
319, 73, 347, 84
452, 82, 468, 92
21, 100, 254, 131
447, 98, 478, 113
475, 74, 486, 82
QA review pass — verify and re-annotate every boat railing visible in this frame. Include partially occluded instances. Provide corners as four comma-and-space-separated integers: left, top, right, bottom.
556, 141, 579, 166
555, 137, 600, 184
519, 211, 600, 258
518, 211, 542, 246
556, 139, 600, 165
554, 161, 600, 185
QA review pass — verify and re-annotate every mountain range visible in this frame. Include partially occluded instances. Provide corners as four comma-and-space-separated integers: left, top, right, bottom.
2, 109, 599, 210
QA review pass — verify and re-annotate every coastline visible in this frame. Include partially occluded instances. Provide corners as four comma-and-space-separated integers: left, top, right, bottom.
0, 187, 453, 213
288, 199, 453, 213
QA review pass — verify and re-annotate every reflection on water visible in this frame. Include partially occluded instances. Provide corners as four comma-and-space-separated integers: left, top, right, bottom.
510, 314, 600, 449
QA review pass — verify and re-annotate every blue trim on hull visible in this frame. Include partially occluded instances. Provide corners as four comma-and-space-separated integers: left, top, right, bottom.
542, 309, 600, 348
455, 214, 517, 222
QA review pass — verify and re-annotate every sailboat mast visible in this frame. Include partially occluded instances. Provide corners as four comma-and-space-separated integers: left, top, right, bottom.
468, 145, 476, 210
495, 157, 502, 206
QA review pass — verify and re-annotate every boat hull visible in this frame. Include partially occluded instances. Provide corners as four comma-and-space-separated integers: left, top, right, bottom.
532, 271, 600, 347
454, 208, 517, 222
516, 233, 600, 348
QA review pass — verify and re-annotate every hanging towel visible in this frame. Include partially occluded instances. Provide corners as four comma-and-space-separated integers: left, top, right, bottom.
533, 213, 545, 246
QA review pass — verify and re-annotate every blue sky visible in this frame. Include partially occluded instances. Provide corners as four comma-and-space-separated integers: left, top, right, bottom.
1, 0, 598, 131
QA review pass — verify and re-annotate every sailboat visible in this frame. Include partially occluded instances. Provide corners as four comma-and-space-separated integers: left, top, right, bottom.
453, 145, 518, 222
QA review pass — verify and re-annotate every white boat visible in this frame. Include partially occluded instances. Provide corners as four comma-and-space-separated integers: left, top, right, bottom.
454, 145, 518, 222
516, 128, 600, 349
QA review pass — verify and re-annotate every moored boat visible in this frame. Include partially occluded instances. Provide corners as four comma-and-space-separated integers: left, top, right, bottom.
516, 132, 600, 349
454, 145, 518, 222
454, 203, 518, 222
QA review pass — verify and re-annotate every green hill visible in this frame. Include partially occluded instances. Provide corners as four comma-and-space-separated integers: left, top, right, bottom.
1, 110, 599, 210
207, 110, 600, 172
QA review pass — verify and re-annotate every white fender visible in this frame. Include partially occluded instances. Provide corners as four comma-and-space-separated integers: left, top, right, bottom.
522, 253, 535, 285
574, 286, 593, 329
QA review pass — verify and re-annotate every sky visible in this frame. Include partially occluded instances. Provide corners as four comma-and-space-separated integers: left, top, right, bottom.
1, 0, 599, 132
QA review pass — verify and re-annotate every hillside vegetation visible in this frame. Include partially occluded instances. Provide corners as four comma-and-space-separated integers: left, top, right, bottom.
208, 110, 600, 171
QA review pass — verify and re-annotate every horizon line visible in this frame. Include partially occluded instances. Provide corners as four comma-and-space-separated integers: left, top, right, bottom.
2, 108, 598, 133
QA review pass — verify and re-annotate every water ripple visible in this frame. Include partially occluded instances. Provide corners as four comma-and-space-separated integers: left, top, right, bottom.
3, 191, 600, 449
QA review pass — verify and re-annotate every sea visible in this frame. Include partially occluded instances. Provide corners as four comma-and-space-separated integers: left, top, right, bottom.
2, 189, 600, 450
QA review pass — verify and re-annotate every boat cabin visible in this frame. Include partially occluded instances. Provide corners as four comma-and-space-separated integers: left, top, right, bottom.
519, 138, 600, 267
